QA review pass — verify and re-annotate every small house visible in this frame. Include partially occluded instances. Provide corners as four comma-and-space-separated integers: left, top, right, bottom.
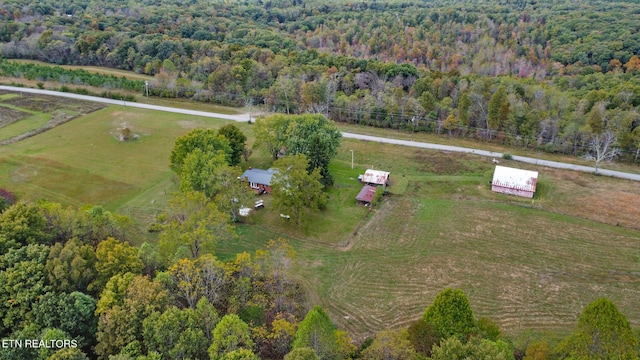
491, 165, 538, 198
240, 168, 278, 194
361, 169, 391, 187
356, 185, 377, 205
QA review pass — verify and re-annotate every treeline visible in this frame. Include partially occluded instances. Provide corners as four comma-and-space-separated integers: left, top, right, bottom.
0, 59, 144, 90
0, 0, 639, 163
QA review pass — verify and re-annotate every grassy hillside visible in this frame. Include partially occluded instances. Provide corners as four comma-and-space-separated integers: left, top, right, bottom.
0, 92, 251, 238
1, 91, 639, 343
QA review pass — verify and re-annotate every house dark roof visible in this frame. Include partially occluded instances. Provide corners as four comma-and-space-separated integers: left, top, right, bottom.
240, 168, 278, 186
356, 185, 377, 203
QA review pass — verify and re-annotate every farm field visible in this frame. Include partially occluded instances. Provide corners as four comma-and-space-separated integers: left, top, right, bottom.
218, 140, 640, 342
1, 91, 640, 344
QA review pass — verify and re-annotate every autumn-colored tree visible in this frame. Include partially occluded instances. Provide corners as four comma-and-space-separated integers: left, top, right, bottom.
284, 347, 320, 360
624, 55, 640, 73
92, 237, 143, 292
45, 237, 97, 294
361, 329, 418, 360
407, 319, 440, 357
158, 191, 234, 262
168, 255, 231, 310
95, 275, 169, 359
0, 201, 49, 250
523, 341, 551, 360
443, 113, 458, 135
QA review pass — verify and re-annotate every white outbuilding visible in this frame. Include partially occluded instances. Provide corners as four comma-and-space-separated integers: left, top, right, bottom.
491, 166, 538, 198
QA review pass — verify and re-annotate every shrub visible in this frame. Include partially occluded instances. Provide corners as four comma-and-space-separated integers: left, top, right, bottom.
502, 153, 513, 160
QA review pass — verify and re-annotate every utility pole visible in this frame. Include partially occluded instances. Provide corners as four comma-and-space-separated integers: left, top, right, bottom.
350, 150, 354, 169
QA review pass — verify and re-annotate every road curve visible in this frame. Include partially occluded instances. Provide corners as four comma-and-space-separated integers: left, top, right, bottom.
2, 85, 639, 181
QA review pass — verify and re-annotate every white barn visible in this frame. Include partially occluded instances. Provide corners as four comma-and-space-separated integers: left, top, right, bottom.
361, 169, 390, 187
491, 166, 538, 198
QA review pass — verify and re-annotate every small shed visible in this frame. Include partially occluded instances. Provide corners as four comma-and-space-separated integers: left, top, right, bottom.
356, 185, 377, 204
362, 169, 390, 186
491, 165, 538, 198
240, 168, 278, 194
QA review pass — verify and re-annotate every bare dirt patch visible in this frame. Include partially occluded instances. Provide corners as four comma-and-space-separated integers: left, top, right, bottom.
0, 106, 30, 128
2, 93, 104, 113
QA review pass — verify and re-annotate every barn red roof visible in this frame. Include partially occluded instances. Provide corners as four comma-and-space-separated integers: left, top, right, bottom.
356, 185, 377, 203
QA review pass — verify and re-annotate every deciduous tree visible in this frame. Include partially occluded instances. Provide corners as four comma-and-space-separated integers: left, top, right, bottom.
292, 306, 338, 360
556, 297, 638, 359
45, 238, 97, 294
93, 237, 143, 292
0, 244, 50, 336
422, 288, 477, 340
361, 329, 418, 360
272, 155, 327, 227
430, 337, 514, 360
284, 347, 320, 360
218, 124, 247, 166
142, 306, 209, 360
168, 255, 231, 310
0, 201, 49, 249
586, 131, 620, 173
158, 191, 234, 262
170, 129, 232, 174
178, 148, 228, 198
209, 314, 255, 359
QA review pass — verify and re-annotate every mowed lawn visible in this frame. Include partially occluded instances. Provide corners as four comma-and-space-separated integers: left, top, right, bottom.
0, 104, 250, 236
220, 139, 640, 342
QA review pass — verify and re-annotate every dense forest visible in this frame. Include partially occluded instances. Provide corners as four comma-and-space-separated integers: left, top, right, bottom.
0, 0, 640, 161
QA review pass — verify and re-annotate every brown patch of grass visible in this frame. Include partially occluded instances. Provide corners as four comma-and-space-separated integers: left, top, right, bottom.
0, 106, 30, 127
3, 93, 103, 113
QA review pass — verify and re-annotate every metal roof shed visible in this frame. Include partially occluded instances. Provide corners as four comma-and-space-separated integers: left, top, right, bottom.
356, 185, 377, 204
491, 166, 538, 198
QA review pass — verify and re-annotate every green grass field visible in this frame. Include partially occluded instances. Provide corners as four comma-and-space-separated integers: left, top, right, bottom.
1, 91, 639, 343
0, 94, 253, 239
